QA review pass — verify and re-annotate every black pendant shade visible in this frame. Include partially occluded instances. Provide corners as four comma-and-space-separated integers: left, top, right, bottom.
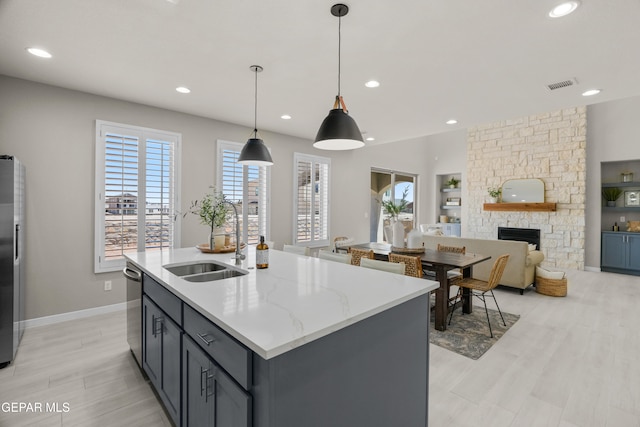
237, 64, 273, 166
314, 4, 364, 151
314, 108, 364, 150
238, 137, 273, 166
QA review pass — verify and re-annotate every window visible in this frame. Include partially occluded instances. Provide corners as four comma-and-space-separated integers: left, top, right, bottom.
216, 140, 270, 245
293, 153, 330, 247
95, 121, 181, 273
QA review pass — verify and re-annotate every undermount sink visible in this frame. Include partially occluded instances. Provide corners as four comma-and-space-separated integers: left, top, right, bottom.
163, 261, 248, 282
164, 262, 228, 277
182, 269, 247, 282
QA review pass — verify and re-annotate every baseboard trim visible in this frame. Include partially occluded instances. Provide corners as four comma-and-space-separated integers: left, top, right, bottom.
24, 302, 127, 329
584, 266, 601, 273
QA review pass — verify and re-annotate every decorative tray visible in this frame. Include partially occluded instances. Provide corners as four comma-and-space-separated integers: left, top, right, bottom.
391, 246, 425, 254
196, 243, 246, 254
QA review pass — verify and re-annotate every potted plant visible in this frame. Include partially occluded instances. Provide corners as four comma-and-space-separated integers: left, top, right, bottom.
381, 186, 409, 221
185, 187, 230, 249
602, 187, 623, 207
381, 186, 410, 247
487, 187, 501, 203
446, 177, 460, 189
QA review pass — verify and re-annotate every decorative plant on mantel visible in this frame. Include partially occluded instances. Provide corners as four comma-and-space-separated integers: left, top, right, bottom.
487, 186, 502, 203
184, 186, 230, 248
381, 186, 410, 221
602, 187, 623, 207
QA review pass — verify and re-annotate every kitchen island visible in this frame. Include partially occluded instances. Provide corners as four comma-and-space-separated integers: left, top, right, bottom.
126, 247, 438, 427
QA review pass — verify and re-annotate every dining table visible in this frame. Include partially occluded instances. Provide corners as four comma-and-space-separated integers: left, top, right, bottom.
350, 242, 492, 331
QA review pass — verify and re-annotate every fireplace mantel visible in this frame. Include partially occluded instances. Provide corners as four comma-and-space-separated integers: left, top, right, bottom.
483, 202, 557, 212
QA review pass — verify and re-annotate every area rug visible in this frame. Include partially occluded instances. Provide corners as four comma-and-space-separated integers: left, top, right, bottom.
430, 306, 520, 360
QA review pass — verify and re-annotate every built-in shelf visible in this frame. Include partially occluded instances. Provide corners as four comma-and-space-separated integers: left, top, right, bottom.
483, 202, 557, 212
440, 205, 461, 210
602, 181, 640, 188
441, 187, 460, 193
602, 206, 640, 212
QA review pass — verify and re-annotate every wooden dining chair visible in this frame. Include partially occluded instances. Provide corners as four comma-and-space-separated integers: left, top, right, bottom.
318, 250, 352, 264
388, 253, 422, 278
360, 258, 405, 275
332, 236, 354, 253
348, 247, 374, 266
437, 244, 466, 254
448, 254, 510, 338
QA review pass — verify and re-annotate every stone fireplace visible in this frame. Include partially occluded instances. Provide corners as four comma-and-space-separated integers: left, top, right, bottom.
466, 107, 586, 269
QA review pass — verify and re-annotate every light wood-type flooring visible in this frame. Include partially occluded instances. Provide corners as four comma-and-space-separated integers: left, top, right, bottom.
1, 268, 639, 426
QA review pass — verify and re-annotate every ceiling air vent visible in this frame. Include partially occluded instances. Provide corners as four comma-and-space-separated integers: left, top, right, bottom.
546, 78, 578, 91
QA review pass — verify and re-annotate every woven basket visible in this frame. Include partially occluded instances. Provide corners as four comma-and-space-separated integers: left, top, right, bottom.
536, 276, 567, 297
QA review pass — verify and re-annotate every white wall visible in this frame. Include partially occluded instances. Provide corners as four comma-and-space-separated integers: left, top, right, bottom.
330, 131, 468, 244
0, 75, 467, 319
0, 75, 315, 319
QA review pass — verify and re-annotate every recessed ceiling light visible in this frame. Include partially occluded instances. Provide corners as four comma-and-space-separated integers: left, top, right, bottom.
281, 114, 292, 120
365, 80, 380, 88
176, 86, 190, 94
366, 137, 375, 141
26, 47, 52, 58
582, 89, 601, 96
446, 119, 458, 125
549, 1, 580, 18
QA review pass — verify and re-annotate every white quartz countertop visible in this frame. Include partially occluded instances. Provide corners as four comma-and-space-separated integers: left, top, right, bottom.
126, 247, 438, 360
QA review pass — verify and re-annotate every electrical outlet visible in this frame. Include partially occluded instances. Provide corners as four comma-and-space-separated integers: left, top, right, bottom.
104, 280, 112, 291
620, 216, 626, 223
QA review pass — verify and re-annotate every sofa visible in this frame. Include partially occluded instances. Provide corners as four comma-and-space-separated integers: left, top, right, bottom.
421, 234, 544, 294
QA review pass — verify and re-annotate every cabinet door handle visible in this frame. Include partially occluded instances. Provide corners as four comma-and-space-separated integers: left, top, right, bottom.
200, 367, 215, 402
152, 315, 163, 337
200, 367, 208, 397
197, 333, 215, 346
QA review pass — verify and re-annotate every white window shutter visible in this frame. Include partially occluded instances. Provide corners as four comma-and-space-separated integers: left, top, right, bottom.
293, 153, 330, 247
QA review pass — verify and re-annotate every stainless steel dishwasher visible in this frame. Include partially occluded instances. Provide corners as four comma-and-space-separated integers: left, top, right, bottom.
124, 262, 142, 368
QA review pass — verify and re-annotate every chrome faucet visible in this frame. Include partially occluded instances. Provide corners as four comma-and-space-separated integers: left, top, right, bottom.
223, 200, 245, 265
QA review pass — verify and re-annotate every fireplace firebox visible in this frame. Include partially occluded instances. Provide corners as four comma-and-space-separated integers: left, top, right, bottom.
497, 227, 540, 250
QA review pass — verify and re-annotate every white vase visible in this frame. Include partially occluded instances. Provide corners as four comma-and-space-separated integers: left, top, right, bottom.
488, 196, 497, 203
392, 220, 405, 248
211, 227, 226, 250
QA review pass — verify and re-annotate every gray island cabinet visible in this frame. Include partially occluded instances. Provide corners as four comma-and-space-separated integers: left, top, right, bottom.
127, 247, 438, 427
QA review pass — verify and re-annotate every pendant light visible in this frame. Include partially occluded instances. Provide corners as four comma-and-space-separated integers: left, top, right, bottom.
238, 65, 274, 166
314, 3, 364, 150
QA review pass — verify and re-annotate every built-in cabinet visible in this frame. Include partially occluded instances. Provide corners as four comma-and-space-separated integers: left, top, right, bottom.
182, 335, 251, 427
143, 278, 182, 425
600, 161, 640, 275
142, 273, 251, 427
601, 232, 640, 275
182, 304, 252, 426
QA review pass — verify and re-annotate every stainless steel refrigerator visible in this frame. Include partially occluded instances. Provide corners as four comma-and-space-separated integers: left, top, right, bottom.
0, 155, 25, 369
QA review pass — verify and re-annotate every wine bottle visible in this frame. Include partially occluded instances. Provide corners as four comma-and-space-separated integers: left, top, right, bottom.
256, 235, 269, 269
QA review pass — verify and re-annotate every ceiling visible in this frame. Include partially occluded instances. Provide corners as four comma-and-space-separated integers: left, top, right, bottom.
1, 0, 640, 145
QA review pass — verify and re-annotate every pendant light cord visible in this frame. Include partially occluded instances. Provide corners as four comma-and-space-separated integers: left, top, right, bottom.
254, 67, 258, 138
337, 12, 341, 98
